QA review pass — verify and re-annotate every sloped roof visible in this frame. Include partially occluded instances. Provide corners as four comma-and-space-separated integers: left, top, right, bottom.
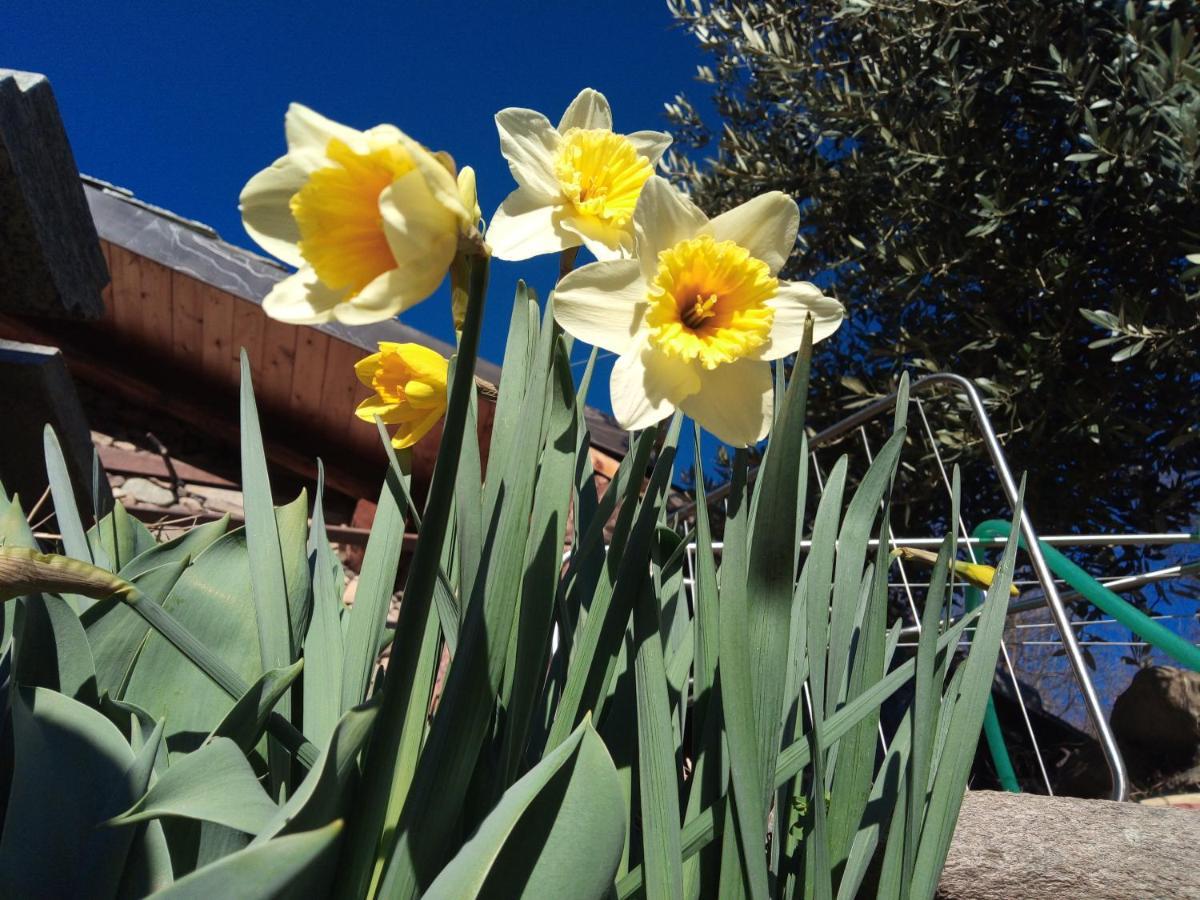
81, 176, 628, 457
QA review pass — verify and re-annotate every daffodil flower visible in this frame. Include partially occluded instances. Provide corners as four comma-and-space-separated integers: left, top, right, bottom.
354, 342, 449, 448
240, 104, 472, 325
553, 177, 844, 446
488, 88, 671, 261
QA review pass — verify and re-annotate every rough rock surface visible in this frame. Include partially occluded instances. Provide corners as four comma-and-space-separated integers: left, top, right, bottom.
1112, 666, 1200, 790
937, 790, 1200, 899
0, 70, 107, 317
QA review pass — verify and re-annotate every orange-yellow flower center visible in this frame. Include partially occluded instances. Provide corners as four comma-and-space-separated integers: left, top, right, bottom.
645, 235, 777, 369
290, 137, 415, 295
369, 347, 446, 410
553, 128, 652, 230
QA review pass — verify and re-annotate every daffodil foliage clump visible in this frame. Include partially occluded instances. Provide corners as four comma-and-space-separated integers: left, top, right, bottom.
0, 90, 1021, 899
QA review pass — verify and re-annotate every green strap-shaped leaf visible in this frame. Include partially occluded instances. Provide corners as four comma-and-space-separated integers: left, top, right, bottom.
110, 736, 279, 834
13, 590, 98, 705
88, 502, 157, 574
238, 354, 295, 777
633, 575, 684, 899
0, 547, 318, 767
384, 303, 560, 899
0, 687, 141, 896
43, 424, 94, 567
84, 556, 190, 697
254, 702, 377, 843
304, 462, 345, 749
209, 659, 304, 755
423, 717, 625, 900
909, 495, 1024, 900
615, 605, 987, 898
498, 336, 579, 786
151, 821, 343, 900
335, 254, 490, 899
745, 317, 814, 809
119, 514, 229, 581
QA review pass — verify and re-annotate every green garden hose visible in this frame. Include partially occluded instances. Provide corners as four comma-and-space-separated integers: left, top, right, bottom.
964, 520, 1199, 793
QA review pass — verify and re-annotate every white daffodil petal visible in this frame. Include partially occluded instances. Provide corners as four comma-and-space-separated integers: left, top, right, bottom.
559, 214, 630, 260
378, 172, 461, 302
704, 191, 800, 275
285, 103, 363, 167
239, 155, 307, 267
610, 341, 700, 432
627, 130, 672, 166
488, 188, 575, 260
633, 176, 709, 280
262, 268, 345, 325
553, 259, 648, 354
558, 88, 613, 132
757, 282, 846, 359
495, 107, 562, 200
681, 359, 774, 447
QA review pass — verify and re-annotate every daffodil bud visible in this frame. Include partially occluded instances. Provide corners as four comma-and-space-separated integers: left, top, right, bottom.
458, 166, 482, 232
354, 343, 449, 448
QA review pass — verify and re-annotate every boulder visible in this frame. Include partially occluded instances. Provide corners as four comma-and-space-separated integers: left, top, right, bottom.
1111, 666, 1200, 788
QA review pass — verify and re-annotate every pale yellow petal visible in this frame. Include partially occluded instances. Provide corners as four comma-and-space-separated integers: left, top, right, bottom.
495, 107, 562, 200
261, 268, 345, 325
610, 339, 701, 433
559, 214, 631, 260
552, 259, 648, 354
633, 176, 708, 280
284, 103, 363, 168
377, 171, 460, 301
487, 188, 575, 260
394, 132, 469, 225
332, 269, 431, 326
756, 282, 845, 360
457, 166, 481, 227
703, 191, 800, 275
558, 88, 613, 132
680, 359, 774, 447
238, 155, 306, 266
627, 130, 672, 166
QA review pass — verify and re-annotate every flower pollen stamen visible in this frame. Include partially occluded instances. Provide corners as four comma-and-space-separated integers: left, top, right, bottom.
682, 293, 719, 329
646, 235, 778, 370
553, 128, 652, 229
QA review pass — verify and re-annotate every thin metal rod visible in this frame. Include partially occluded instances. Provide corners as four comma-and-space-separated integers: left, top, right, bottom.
917, 374, 1128, 800
900, 561, 1200, 636
702, 533, 1197, 551
1007, 560, 1200, 617
915, 395, 1054, 794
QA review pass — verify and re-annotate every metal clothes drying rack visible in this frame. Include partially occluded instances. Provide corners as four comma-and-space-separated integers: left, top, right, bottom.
679, 373, 1199, 802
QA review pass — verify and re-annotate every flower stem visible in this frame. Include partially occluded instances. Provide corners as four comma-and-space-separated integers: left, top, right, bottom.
335, 251, 490, 899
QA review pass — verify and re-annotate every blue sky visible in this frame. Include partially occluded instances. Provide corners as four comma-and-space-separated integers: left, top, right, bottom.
2, 1, 716, 471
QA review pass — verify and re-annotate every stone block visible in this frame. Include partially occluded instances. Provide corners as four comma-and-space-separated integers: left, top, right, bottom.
0, 70, 107, 319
